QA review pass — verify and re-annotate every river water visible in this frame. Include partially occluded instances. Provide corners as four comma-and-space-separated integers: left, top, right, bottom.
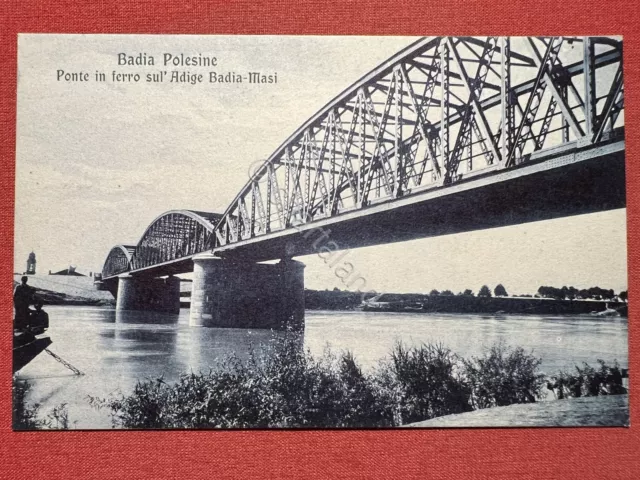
17, 306, 628, 429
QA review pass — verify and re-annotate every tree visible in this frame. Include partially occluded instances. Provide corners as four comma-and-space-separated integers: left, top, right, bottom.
538, 286, 564, 299
619, 291, 628, 302
478, 285, 492, 298
429, 289, 440, 296
494, 284, 508, 297
463, 289, 474, 296
587, 286, 614, 300
441, 290, 454, 296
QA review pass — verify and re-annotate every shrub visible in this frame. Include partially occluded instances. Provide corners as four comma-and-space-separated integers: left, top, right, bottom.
90, 376, 173, 429
48, 403, 70, 429
463, 343, 546, 409
375, 342, 472, 424
548, 360, 627, 399
337, 351, 395, 426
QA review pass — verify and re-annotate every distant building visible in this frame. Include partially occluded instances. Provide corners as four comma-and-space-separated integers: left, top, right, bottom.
26, 251, 36, 275
50, 265, 86, 276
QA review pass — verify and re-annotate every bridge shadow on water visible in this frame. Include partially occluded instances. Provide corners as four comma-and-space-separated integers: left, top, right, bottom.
176, 323, 301, 376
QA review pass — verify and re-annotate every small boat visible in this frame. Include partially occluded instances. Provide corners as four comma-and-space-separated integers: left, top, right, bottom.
13, 305, 52, 374
360, 302, 393, 312
590, 303, 621, 317
13, 331, 52, 374
402, 303, 424, 312
360, 301, 425, 313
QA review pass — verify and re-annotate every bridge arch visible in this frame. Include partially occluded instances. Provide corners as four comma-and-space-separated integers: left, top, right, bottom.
102, 244, 135, 279
129, 210, 222, 271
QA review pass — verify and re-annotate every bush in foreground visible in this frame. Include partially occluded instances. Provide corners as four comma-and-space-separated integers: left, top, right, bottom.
463, 343, 546, 409
90, 336, 557, 428
18, 338, 627, 429
548, 360, 627, 399
375, 342, 472, 424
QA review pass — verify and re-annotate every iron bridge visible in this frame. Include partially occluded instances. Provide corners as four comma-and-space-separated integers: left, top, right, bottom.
102, 36, 625, 280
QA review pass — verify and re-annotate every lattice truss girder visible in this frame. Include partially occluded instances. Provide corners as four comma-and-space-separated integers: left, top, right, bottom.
130, 212, 215, 271
213, 36, 623, 246
102, 246, 133, 278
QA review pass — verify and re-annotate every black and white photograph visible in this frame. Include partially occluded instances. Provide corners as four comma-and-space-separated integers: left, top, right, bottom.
13, 35, 627, 429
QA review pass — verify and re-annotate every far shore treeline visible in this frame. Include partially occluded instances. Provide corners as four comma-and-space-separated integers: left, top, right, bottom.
305, 284, 628, 315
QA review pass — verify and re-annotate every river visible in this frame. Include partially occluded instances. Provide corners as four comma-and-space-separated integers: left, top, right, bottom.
16, 306, 628, 429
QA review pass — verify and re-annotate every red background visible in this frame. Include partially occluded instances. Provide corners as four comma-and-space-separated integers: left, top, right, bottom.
1, 1, 638, 478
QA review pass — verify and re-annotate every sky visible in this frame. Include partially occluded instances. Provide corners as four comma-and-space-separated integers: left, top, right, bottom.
14, 35, 628, 295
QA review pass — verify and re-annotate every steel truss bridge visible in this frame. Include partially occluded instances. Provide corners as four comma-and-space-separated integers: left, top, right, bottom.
102, 210, 221, 279
102, 36, 625, 281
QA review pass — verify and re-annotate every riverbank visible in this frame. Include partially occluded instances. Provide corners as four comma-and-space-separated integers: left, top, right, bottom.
406, 394, 629, 427
13, 274, 115, 306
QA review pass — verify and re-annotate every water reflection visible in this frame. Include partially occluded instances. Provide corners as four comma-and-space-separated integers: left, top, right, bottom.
98, 311, 180, 362
178, 327, 292, 373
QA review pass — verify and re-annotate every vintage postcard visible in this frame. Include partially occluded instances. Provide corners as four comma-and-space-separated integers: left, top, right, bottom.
13, 34, 627, 429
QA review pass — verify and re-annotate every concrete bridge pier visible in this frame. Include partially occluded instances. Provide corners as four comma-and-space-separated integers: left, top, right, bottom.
189, 253, 305, 330
115, 274, 181, 314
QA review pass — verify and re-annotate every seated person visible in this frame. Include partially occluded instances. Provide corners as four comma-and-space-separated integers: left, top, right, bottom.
28, 302, 49, 335
14, 276, 35, 331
